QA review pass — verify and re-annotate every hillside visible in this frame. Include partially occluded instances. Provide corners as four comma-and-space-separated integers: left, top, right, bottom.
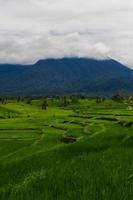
0, 58, 132, 96
0, 98, 133, 199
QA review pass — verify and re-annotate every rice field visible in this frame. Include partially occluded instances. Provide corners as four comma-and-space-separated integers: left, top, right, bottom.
0, 98, 133, 200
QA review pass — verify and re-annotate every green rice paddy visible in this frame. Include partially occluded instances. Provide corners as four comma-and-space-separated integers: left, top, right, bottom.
0, 98, 133, 200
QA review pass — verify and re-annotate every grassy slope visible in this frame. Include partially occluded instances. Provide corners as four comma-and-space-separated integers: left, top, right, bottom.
0, 99, 133, 200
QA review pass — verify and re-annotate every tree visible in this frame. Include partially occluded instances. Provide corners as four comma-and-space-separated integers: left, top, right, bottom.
96, 96, 105, 103
60, 96, 69, 107
42, 99, 48, 110
112, 93, 124, 103
129, 95, 133, 102
17, 97, 21, 102
26, 98, 32, 104
0, 98, 6, 104
70, 95, 79, 104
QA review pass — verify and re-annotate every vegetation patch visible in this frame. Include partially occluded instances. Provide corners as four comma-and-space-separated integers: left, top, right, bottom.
95, 117, 118, 121
50, 125, 68, 131
0, 97, 133, 199
118, 120, 133, 127
121, 135, 133, 148
60, 135, 77, 143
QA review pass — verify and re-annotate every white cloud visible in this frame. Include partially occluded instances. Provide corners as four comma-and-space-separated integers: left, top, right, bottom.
0, 0, 133, 67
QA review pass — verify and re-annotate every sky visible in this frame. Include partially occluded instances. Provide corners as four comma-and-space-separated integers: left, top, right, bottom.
0, 0, 133, 68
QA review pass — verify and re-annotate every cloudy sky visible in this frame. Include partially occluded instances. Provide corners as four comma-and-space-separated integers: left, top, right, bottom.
0, 0, 133, 68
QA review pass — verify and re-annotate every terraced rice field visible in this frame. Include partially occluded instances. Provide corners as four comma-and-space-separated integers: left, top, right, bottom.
0, 98, 133, 200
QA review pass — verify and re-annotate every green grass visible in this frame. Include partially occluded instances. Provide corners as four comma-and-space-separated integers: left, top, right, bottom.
0, 99, 133, 199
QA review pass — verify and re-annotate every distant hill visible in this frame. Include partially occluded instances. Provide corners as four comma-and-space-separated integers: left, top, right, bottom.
0, 58, 133, 96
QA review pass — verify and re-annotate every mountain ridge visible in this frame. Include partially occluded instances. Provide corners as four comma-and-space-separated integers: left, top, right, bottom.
0, 57, 132, 96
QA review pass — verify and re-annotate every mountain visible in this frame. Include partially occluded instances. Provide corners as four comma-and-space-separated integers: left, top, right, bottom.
0, 57, 133, 96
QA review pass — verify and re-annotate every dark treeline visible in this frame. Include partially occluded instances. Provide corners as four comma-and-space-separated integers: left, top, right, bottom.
0, 93, 133, 105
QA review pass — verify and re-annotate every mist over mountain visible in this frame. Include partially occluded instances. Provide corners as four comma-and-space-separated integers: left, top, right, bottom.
0, 58, 132, 97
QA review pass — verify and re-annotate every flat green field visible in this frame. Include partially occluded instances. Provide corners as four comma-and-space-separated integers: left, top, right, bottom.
0, 98, 133, 200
